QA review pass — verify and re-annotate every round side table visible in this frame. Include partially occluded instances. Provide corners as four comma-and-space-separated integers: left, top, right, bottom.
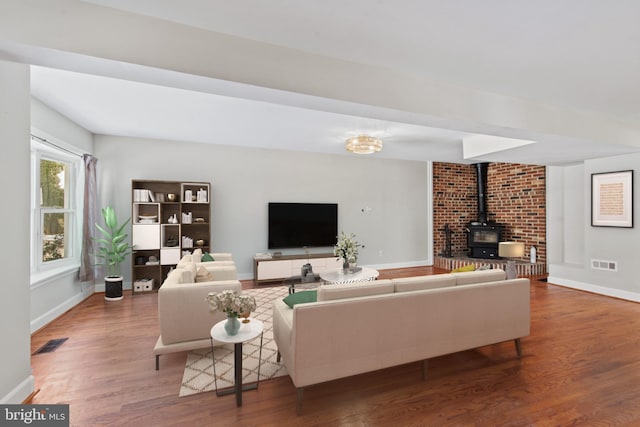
210, 318, 264, 407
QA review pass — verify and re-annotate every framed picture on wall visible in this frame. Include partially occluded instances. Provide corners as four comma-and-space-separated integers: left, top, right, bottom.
591, 170, 633, 227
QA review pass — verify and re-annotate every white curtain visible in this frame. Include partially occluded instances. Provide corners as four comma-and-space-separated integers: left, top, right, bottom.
79, 154, 98, 282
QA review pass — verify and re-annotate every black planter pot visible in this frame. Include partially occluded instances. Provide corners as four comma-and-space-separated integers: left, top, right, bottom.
105, 276, 124, 301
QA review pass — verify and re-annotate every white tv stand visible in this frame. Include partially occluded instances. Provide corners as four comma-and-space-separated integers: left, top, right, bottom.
253, 253, 341, 284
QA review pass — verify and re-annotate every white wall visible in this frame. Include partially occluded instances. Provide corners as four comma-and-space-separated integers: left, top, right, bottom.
94, 135, 432, 284
29, 98, 95, 332
0, 60, 33, 403
548, 155, 640, 301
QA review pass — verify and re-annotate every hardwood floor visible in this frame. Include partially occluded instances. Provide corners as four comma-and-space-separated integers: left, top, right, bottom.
30, 267, 640, 426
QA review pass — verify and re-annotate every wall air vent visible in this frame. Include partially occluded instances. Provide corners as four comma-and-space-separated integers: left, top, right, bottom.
591, 259, 618, 272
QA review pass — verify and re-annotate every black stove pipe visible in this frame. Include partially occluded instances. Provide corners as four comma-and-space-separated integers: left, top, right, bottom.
474, 163, 489, 224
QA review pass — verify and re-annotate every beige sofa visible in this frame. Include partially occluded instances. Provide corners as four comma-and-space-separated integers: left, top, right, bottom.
272, 269, 530, 413
153, 262, 241, 370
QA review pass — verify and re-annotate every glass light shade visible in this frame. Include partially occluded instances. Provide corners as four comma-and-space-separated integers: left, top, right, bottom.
345, 135, 382, 154
498, 242, 525, 258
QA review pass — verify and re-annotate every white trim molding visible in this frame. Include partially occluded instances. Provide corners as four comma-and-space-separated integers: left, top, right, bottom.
30, 285, 94, 333
0, 375, 34, 404
548, 276, 640, 303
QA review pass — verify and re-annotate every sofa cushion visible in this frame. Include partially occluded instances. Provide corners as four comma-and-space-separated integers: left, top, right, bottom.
163, 268, 190, 286
195, 266, 214, 283
202, 252, 215, 262
191, 248, 203, 260
175, 262, 197, 283
452, 269, 506, 285
177, 255, 192, 268
393, 274, 457, 292
205, 265, 239, 281
316, 279, 394, 301
283, 290, 317, 308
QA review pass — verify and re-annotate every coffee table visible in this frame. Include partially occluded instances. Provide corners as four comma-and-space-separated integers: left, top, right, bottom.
210, 318, 264, 407
283, 274, 322, 294
320, 266, 379, 284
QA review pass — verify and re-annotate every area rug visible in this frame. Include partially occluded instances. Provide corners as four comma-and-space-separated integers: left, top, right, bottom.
179, 285, 289, 397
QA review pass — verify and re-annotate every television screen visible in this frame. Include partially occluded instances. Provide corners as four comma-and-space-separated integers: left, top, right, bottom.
268, 202, 338, 249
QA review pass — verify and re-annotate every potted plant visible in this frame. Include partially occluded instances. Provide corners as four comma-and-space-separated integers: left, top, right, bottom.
205, 290, 257, 335
334, 231, 360, 269
95, 206, 134, 301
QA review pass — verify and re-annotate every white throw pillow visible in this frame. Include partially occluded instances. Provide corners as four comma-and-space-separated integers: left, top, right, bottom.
195, 266, 214, 283
191, 248, 203, 261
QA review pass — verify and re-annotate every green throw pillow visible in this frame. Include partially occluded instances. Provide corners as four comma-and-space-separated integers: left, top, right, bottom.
451, 264, 476, 273
201, 252, 214, 262
283, 290, 317, 308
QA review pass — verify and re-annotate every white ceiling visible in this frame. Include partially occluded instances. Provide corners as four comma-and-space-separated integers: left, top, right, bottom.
29, 0, 640, 165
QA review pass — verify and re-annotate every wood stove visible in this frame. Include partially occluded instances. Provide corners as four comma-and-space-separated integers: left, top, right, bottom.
467, 163, 505, 259
467, 223, 504, 258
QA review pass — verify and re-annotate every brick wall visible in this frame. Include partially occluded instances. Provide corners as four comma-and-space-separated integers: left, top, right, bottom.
433, 162, 546, 262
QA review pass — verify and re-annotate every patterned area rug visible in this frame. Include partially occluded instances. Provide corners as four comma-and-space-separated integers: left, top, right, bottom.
179, 285, 289, 397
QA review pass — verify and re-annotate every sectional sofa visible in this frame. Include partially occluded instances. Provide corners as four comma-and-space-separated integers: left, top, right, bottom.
272, 269, 530, 413
153, 252, 241, 370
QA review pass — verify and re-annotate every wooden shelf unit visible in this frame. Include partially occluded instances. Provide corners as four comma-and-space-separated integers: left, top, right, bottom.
131, 180, 210, 293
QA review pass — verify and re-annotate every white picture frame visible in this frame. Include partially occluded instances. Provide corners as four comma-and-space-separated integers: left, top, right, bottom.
591, 170, 633, 228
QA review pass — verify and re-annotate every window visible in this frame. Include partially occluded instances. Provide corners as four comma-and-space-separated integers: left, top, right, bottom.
31, 137, 82, 276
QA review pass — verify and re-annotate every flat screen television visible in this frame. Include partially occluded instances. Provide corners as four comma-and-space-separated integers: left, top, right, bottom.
268, 202, 338, 249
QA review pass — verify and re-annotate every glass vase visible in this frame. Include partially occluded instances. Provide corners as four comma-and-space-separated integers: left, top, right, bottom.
224, 314, 241, 336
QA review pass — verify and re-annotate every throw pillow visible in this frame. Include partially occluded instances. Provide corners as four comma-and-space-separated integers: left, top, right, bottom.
283, 290, 317, 308
195, 266, 214, 283
201, 252, 215, 262
191, 248, 203, 260
451, 264, 476, 273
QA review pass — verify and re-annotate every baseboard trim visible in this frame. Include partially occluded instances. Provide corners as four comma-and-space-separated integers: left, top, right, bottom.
1, 375, 34, 404
548, 276, 640, 303
30, 286, 94, 333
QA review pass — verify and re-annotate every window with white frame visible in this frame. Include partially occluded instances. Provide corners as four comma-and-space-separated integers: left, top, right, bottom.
31, 137, 82, 274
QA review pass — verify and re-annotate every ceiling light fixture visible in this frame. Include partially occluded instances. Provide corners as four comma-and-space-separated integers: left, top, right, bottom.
345, 135, 383, 154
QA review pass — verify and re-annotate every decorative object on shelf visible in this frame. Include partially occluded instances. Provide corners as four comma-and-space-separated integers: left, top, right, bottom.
300, 247, 315, 283
138, 214, 158, 224
498, 241, 524, 280
530, 245, 536, 264
167, 214, 178, 224
95, 206, 134, 301
206, 290, 257, 336
182, 212, 193, 224
166, 193, 176, 202
196, 188, 208, 203
195, 239, 205, 247
165, 237, 178, 247
182, 236, 194, 248
345, 134, 382, 154
334, 231, 360, 269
